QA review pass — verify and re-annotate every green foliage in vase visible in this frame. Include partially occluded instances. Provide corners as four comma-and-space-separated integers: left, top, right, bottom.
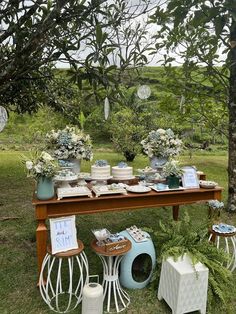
162, 160, 183, 177
145, 211, 233, 311
22, 151, 59, 179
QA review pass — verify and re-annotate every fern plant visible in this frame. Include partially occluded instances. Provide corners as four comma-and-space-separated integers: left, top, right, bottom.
145, 211, 233, 312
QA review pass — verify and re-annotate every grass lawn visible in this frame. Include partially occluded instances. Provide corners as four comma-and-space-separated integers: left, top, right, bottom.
0, 149, 235, 313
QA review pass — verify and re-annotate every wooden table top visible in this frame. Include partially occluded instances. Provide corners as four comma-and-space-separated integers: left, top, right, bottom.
33, 186, 223, 205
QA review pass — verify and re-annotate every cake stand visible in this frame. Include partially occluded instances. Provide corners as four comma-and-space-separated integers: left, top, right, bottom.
90, 176, 113, 185
107, 177, 139, 185
54, 175, 78, 188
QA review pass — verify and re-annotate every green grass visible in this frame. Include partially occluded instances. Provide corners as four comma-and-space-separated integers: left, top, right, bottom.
0, 150, 235, 313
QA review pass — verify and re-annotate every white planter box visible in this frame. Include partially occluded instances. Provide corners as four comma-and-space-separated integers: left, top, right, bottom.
158, 254, 208, 314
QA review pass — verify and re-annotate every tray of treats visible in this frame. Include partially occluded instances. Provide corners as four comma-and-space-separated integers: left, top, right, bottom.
57, 185, 93, 200
91, 184, 127, 197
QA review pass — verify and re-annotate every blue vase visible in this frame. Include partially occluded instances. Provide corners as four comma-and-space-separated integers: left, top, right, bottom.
37, 176, 55, 200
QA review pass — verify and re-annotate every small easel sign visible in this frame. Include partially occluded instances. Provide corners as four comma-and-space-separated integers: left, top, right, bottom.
49, 215, 78, 254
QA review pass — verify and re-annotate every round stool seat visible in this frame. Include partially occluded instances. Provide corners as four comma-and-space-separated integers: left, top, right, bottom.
39, 239, 89, 313
47, 240, 84, 257
209, 228, 236, 271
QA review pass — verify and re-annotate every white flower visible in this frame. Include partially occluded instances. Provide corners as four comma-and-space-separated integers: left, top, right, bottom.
26, 161, 33, 170
158, 128, 166, 134
34, 164, 42, 173
41, 151, 54, 161
71, 134, 78, 143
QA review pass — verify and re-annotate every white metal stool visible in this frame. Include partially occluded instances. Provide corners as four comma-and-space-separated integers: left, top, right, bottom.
91, 239, 132, 313
158, 254, 208, 314
39, 239, 89, 313
209, 228, 236, 271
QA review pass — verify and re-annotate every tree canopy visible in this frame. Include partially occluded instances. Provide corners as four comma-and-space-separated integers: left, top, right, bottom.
150, 0, 236, 210
0, 0, 152, 113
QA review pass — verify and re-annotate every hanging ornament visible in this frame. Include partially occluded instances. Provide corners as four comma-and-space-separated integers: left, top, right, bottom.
0, 106, 8, 132
104, 97, 110, 120
137, 85, 151, 99
179, 95, 186, 114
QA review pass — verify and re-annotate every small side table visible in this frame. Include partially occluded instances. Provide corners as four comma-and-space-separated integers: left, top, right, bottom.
209, 229, 236, 271
91, 239, 132, 313
39, 239, 89, 313
158, 254, 208, 314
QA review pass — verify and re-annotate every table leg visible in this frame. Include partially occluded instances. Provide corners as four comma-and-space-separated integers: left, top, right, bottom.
173, 205, 179, 221
36, 219, 48, 284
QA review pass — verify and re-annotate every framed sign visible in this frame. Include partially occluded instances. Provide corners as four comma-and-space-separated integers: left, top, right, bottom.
182, 166, 199, 189
49, 215, 78, 254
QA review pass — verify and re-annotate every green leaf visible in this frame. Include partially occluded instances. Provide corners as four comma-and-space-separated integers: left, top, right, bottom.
96, 24, 103, 45
214, 16, 226, 37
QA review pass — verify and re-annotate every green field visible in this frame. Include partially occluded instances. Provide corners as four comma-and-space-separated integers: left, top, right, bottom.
0, 149, 235, 313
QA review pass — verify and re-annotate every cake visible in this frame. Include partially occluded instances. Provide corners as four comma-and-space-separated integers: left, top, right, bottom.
112, 162, 133, 180
91, 160, 111, 179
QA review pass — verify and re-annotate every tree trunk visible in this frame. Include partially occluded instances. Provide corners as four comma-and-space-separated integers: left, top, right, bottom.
228, 20, 236, 211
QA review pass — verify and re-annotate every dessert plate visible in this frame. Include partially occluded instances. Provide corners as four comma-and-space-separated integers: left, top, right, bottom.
199, 180, 218, 189
212, 223, 236, 234
126, 185, 151, 193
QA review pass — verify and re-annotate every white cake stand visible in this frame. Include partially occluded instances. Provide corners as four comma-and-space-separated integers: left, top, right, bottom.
90, 176, 113, 185
54, 176, 78, 188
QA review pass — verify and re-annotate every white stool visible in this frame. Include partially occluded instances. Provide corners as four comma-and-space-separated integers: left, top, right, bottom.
158, 254, 208, 314
91, 239, 132, 313
39, 239, 89, 313
209, 229, 236, 271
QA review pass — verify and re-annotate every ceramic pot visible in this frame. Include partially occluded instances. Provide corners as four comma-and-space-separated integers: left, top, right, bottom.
70, 159, 81, 174
167, 175, 180, 189
150, 156, 168, 169
37, 176, 55, 200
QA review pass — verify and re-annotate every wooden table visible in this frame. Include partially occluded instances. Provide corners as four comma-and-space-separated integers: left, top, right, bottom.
33, 186, 222, 280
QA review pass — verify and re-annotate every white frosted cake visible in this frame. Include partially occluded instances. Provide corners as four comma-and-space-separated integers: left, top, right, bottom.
112, 165, 133, 180
91, 160, 111, 179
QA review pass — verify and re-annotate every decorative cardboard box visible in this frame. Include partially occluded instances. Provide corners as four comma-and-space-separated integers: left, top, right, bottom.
105, 238, 129, 253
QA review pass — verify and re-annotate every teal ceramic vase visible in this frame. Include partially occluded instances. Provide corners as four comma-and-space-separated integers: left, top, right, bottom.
167, 175, 180, 189
37, 176, 55, 200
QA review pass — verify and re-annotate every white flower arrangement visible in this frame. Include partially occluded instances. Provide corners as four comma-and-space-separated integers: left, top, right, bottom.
141, 128, 183, 158
46, 126, 93, 161
208, 200, 224, 210
208, 200, 224, 222
162, 160, 183, 177
23, 151, 59, 179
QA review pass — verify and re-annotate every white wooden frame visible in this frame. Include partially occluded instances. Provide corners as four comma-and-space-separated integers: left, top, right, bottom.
49, 215, 78, 254
181, 166, 199, 189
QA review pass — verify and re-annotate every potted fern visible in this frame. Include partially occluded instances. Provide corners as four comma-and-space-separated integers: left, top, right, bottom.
145, 211, 233, 312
